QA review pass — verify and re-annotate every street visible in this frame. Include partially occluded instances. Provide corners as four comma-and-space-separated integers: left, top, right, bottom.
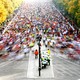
0, 45, 80, 80
0, 0, 80, 80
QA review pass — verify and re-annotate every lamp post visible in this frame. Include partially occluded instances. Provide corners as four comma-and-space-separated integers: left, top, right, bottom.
38, 40, 41, 76
38, 35, 42, 76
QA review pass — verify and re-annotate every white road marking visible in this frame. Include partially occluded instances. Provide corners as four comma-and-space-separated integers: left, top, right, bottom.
57, 55, 80, 67
0, 73, 19, 80
0, 61, 13, 68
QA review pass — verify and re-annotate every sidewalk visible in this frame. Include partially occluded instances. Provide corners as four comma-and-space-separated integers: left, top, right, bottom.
27, 42, 54, 79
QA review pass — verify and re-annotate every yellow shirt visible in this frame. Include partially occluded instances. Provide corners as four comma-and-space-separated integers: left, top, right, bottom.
47, 50, 50, 55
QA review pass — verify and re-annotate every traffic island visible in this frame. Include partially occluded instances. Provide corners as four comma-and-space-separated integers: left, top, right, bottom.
27, 45, 54, 79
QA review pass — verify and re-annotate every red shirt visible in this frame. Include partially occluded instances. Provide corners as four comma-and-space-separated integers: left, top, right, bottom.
34, 50, 38, 55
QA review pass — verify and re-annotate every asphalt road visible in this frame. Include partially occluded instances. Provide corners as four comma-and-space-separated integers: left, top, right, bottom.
52, 53, 80, 80
0, 56, 29, 80
0, 47, 80, 80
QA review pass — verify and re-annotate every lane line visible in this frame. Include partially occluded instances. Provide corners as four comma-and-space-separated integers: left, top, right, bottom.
56, 55, 80, 67
0, 61, 13, 68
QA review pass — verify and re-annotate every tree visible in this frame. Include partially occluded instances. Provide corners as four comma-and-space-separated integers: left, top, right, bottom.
0, 0, 8, 24
0, 0, 23, 25
1, 0, 14, 15
53, 0, 80, 28
11, 0, 23, 9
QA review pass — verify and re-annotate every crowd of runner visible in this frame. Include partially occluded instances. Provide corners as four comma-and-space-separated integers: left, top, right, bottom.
0, 2, 80, 60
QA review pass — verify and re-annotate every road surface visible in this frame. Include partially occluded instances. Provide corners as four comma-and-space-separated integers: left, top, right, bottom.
0, 0, 80, 80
